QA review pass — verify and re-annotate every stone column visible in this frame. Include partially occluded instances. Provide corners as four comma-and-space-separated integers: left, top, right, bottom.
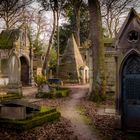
29, 46, 34, 86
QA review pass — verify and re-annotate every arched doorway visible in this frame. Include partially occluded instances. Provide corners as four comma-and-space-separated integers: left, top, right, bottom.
20, 56, 29, 86
122, 53, 140, 129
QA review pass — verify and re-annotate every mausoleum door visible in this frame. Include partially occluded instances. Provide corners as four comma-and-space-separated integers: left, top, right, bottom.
20, 57, 29, 86
122, 54, 140, 129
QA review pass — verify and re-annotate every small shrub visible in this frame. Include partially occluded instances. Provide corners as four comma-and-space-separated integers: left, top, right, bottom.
36, 92, 53, 98
34, 75, 47, 87
55, 91, 62, 98
89, 91, 106, 102
36, 87, 70, 99
43, 92, 53, 98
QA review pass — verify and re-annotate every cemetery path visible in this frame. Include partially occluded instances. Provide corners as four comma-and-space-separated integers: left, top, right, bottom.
22, 85, 101, 139
60, 84, 101, 140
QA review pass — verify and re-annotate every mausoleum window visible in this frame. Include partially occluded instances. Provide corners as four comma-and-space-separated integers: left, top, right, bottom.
127, 30, 139, 43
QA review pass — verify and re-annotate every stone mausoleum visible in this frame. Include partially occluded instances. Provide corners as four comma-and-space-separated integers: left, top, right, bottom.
115, 8, 140, 130
0, 27, 33, 95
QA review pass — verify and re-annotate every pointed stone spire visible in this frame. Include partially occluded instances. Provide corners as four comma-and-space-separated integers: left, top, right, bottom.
59, 35, 85, 83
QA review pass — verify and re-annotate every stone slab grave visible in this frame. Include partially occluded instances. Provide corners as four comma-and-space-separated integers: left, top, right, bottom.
0, 99, 40, 120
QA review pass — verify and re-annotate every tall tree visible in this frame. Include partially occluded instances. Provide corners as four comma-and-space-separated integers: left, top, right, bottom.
64, 0, 83, 47
38, 0, 58, 76
0, 0, 33, 29
101, 0, 140, 38
38, 0, 66, 76
70, 0, 82, 47
88, 0, 106, 100
55, 1, 88, 55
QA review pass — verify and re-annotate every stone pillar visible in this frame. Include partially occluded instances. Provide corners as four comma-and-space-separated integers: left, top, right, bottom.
29, 46, 34, 86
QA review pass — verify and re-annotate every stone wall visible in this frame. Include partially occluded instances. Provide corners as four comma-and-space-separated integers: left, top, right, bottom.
105, 51, 116, 93
80, 43, 117, 93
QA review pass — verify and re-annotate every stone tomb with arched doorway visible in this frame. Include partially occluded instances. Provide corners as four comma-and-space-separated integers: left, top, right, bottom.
115, 8, 140, 130
20, 56, 29, 86
0, 29, 32, 95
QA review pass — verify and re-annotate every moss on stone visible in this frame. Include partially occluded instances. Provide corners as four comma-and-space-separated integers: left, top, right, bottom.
103, 38, 113, 44
0, 33, 13, 49
0, 29, 20, 49
0, 94, 22, 100
0, 108, 60, 131
36, 88, 70, 99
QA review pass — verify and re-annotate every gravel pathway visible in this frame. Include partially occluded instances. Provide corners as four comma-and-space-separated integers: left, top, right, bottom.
22, 85, 101, 140
60, 85, 101, 140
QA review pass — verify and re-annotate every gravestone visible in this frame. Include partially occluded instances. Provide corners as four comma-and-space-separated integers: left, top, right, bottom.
7, 53, 22, 95
40, 84, 50, 93
0, 100, 40, 120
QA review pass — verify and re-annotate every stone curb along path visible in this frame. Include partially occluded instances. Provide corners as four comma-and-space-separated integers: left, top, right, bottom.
60, 85, 101, 140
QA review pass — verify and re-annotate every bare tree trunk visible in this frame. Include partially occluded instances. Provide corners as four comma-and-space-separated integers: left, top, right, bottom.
56, 8, 60, 78
73, 7, 80, 47
88, 0, 106, 101
42, 10, 56, 76
70, 0, 82, 47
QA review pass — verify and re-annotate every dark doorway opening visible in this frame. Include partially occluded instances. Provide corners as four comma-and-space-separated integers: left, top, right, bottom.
20, 56, 29, 86
122, 53, 140, 130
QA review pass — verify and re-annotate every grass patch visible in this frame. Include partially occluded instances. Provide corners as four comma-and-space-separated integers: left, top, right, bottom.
36, 87, 70, 99
0, 94, 22, 100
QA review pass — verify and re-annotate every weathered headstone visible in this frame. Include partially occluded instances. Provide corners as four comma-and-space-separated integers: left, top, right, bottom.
7, 53, 22, 95
40, 84, 50, 93
9, 54, 20, 83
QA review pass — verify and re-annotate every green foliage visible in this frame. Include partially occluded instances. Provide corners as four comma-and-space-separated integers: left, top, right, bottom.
0, 108, 60, 131
0, 32, 13, 49
53, 24, 71, 54
40, 106, 51, 113
89, 81, 107, 102
36, 92, 53, 98
36, 88, 70, 99
103, 37, 113, 44
48, 48, 57, 72
33, 39, 44, 55
89, 91, 106, 102
55, 89, 69, 98
79, 3, 89, 44
52, 2, 89, 54
34, 75, 47, 86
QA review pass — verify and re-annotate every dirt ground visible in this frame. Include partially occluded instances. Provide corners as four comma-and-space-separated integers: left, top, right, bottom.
23, 84, 101, 140
0, 85, 138, 140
